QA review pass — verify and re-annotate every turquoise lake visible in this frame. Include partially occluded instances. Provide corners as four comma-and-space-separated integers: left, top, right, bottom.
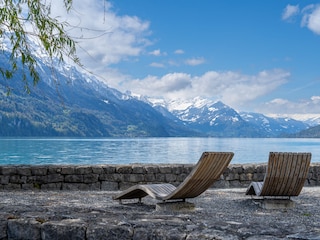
0, 138, 319, 165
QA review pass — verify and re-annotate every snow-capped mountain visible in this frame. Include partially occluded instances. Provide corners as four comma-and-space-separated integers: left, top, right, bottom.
0, 51, 198, 137
0, 48, 315, 137
304, 116, 320, 126
240, 112, 309, 136
145, 97, 311, 137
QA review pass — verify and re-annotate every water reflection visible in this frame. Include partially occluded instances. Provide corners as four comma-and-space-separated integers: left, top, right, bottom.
0, 138, 319, 165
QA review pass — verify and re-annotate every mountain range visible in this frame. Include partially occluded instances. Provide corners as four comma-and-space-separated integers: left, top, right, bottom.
0, 51, 318, 137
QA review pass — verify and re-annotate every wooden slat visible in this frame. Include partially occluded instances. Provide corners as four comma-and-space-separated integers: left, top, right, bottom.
113, 152, 234, 201
283, 153, 300, 196
288, 153, 311, 196
295, 153, 311, 195
246, 152, 311, 197
277, 153, 293, 195
167, 152, 233, 200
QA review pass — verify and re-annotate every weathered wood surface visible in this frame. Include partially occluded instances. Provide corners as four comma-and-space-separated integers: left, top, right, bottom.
113, 152, 234, 201
246, 152, 311, 197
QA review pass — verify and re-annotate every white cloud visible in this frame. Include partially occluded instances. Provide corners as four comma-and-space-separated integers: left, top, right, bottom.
50, 0, 151, 75
311, 96, 320, 102
121, 69, 290, 109
282, 5, 300, 21
174, 49, 184, 54
284, 4, 320, 35
261, 96, 320, 115
149, 49, 167, 56
150, 62, 165, 68
185, 57, 205, 66
301, 4, 320, 35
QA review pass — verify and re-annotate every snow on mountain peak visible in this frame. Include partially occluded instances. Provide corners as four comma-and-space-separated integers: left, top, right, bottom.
165, 97, 216, 111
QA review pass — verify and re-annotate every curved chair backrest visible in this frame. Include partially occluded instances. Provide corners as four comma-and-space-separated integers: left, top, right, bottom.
165, 152, 234, 200
260, 152, 311, 196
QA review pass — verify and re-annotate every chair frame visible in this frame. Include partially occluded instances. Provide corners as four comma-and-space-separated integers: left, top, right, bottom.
246, 152, 311, 198
113, 152, 234, 203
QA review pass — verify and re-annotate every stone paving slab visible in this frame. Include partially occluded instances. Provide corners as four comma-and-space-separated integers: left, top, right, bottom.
0, 187, 320, 239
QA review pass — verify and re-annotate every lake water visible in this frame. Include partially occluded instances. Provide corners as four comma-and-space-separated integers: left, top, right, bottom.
0, 138, 319, 165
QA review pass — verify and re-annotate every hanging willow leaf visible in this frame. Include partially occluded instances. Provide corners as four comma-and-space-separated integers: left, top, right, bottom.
0, 0, 80, 92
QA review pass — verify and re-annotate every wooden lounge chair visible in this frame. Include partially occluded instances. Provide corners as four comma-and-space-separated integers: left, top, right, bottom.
113, 152, 234, 203
246, 152, 311, 198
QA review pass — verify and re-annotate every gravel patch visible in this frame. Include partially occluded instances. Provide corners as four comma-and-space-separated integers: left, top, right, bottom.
0, 187, 320, 239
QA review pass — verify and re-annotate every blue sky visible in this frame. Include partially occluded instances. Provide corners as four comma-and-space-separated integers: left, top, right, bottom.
52, 1, 320, 119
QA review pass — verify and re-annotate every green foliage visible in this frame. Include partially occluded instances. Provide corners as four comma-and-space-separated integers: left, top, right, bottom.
0, 0, 79, 93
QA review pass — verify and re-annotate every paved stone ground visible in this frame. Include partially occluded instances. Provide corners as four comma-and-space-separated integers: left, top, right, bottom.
0, 187, 320, 239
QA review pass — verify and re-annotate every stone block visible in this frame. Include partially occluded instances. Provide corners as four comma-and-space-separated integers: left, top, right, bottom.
102, 166, 116, 174
0, 166, 17, 175
0, 220, 7, 239
41, 219, 87, 240
41, 183, 62, 190
75, 166, 92, 175
243, 165, 256, 173
126, 174, 145, 183
145, 165, 159, 173
159, 166, 172, 174
132, 165, 145, 174
224, 167, 232, 174
65, 175, 83, 183
117, 166, 132, 174
47, 174, 64, 183
31, 167, 48, 176
171, 166, 183, 175
165, 173, 177, 182
62, 183, 89, 191
9, 175, 21, 184
177, 173, 187, 182
3, 183, 21, 190
47, 167, 61, 174
17, 167, 32, 176
232, 165, 244, 174
253, 173, 264, 181
101, 181, 118, 191
92, 166, 104, 174
256, 164, 266, 173
87, 182, 101, 191
255, 199, 296, 210
61, 167, 75, 175
0, 175, 9, 184
155, 173, 165, 182
240, 173, 253, 181
308, 179, 317, 186
21, 183, 35, 190
26, 176, 36, 183
144, 173, 156, 182
34, 175, 48, 184
225, 173, 239, 181
112, 173, 124, 182
98, 173, 113, 181
86, 223, 133, 240
83, 174, 99, 183
7, 219, 41, 240
182, 165, 193, 174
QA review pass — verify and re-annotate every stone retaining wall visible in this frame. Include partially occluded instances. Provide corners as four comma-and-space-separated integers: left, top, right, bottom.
0, 163, 320, 191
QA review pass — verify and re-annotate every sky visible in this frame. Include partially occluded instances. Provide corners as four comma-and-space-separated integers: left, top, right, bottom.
51, 0, 320, 119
